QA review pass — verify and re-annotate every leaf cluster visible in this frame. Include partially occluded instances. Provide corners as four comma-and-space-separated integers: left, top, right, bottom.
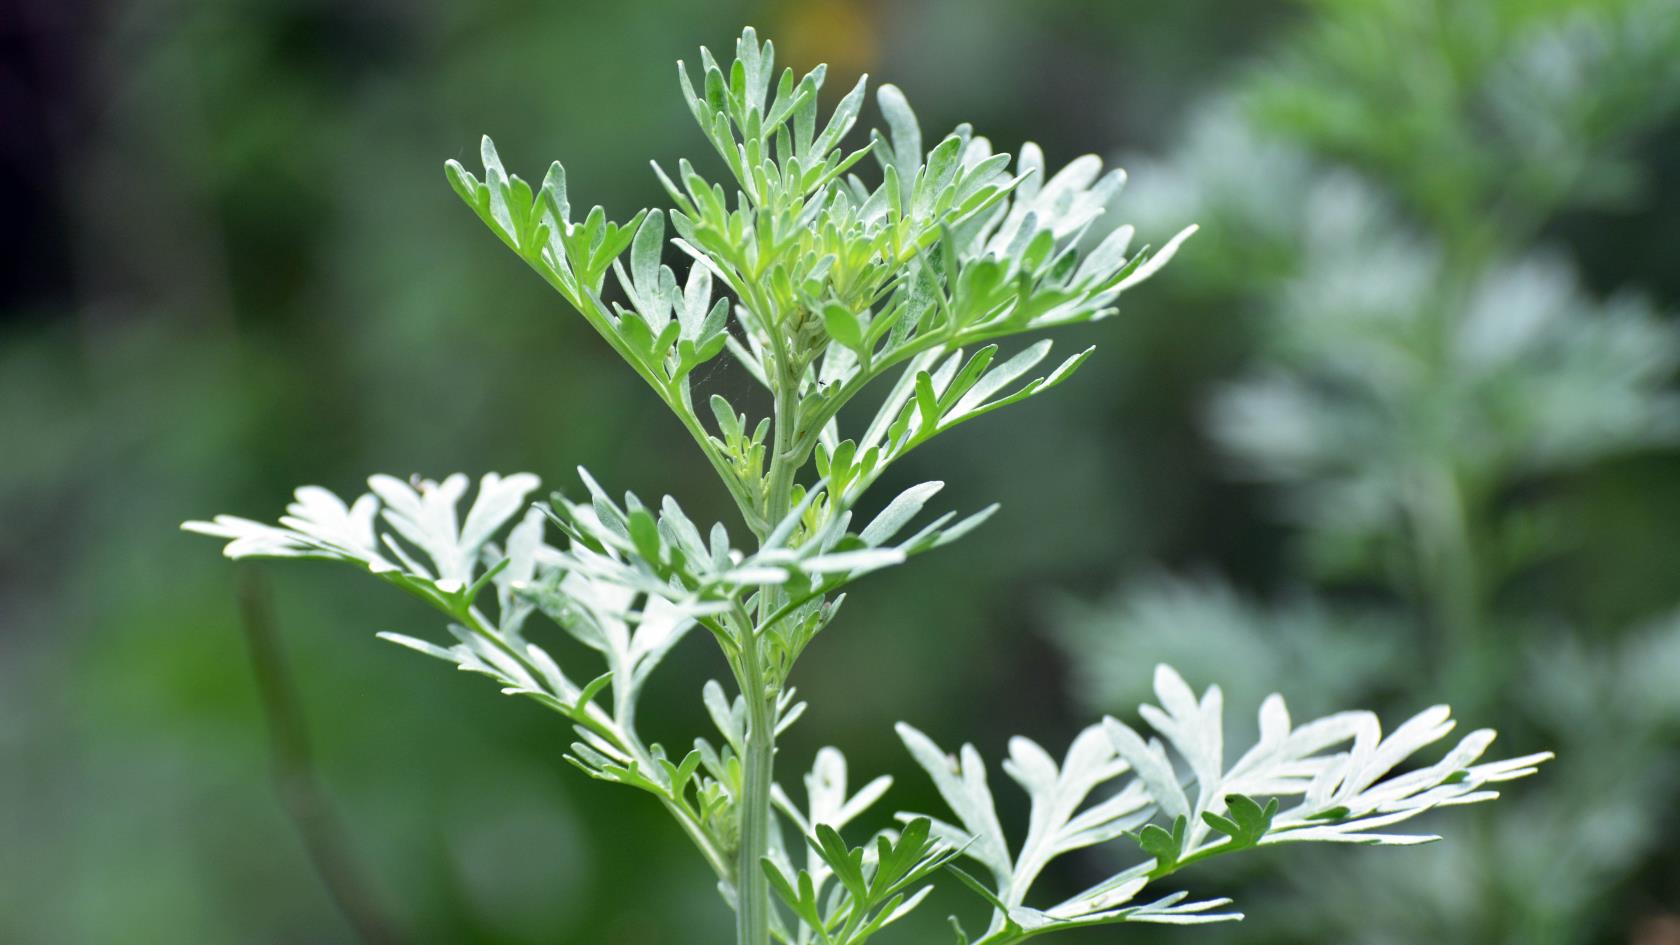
443, 27, 1190, 536
899, 666, 1549, 944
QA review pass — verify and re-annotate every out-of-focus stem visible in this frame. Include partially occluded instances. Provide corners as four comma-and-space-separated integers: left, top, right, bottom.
237, 568, 409, 945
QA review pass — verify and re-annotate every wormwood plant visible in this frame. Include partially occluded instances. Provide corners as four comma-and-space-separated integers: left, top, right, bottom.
186, 29, 1547, 944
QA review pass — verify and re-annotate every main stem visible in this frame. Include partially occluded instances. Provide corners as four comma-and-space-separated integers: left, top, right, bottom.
1410, 463, 1483, 692
736, 653, 776, 945
1409, 260, 1491, 710
736, 350, 802, 945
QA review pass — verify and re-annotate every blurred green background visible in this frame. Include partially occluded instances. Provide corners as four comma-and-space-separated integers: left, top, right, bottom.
4, 0, 1679, 942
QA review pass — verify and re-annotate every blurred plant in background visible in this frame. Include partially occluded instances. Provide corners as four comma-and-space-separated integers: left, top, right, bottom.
1060, 0, 1680, 941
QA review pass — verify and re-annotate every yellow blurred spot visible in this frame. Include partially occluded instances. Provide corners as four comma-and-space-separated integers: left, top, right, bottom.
774, 0, 879, 100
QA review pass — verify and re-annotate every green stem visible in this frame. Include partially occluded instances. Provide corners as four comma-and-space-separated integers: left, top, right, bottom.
1415, 468, 1479, 642
736, 342, 802, 945
735, 644, 777, 945
1405, 255, 1490, 704
764, 367, 801, 531
970, 837, 1251, 945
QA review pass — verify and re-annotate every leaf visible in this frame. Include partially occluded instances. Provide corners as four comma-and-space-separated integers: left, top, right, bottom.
913, 371, 940, 434
860, 482, 944, 546
895, 724, 1012, 886
902, 664, 1548, 938
823, 302, 865, 351
1102, 717, 1190, 823
1135, 816, 1187, 870
876, 84, 922, 205
1206, 794, 1277, 846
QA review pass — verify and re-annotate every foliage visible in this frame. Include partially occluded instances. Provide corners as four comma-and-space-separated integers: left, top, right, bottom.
187, 27, 1544, 945
1250, 0, 1680, 249
899, 665, 1545, 944
1061, 1, 1680, 942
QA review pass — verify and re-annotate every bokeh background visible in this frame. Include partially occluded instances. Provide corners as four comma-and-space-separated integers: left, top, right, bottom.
5, 0, 1680, 942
